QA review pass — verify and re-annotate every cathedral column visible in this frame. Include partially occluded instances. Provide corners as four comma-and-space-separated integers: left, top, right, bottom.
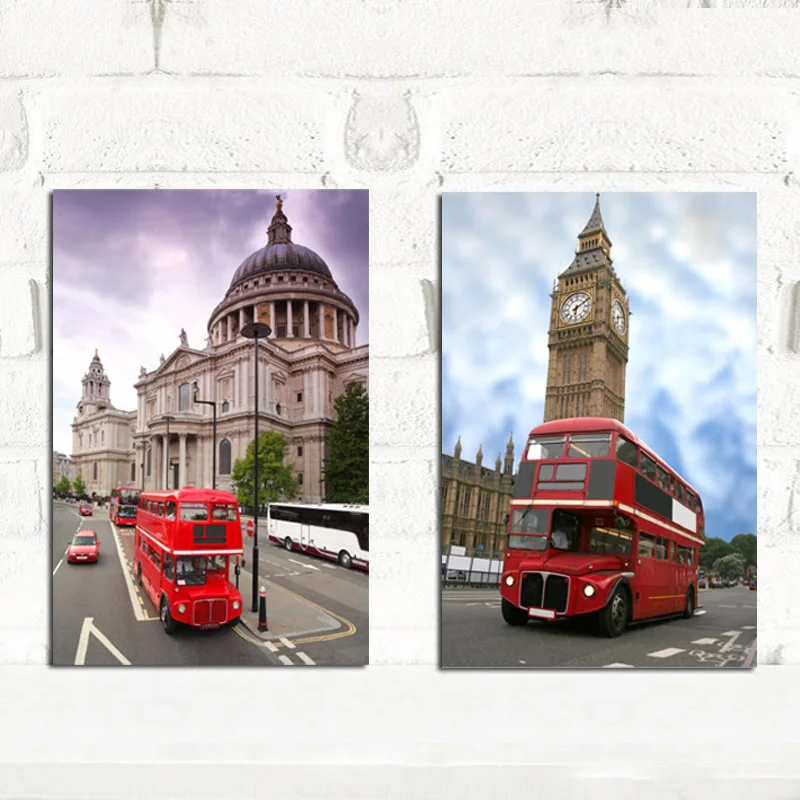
303, 300, 310, 338
270, 302, 276, 338
161, 433, 168, 490
179, 433, 187, 489
333, 307, 339, 342
225, 314, 232, 343
319, 304, 325, 340
287, 300, 294, 337
239, 308, 245, 332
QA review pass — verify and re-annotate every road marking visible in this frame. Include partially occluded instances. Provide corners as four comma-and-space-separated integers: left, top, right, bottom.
288, 558, 320, 571
53, 558, 63, 576
722, 630, 741, 636
297, 652, 315, 665
719, 604, 738, 608
321, 563, 337, 569
742, 625, 756, 630
279, 637, 295, 650
278, 655, 293, 666
74, 617, 131, 666
692, 637, 718, 645
693, 609, 707, 616
743, 638, 757, 668
720, 631, 742, 653
264, 641, 278, 652
603, 663, 634, 668
109, 519, 145, 622
648, 647, 685, 659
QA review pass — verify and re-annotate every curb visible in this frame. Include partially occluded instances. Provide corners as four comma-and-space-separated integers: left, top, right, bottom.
743, 638, 757, 669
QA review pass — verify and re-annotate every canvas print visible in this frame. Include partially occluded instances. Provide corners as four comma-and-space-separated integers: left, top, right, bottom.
52, 190, 369, 666
441, 192, 756, 669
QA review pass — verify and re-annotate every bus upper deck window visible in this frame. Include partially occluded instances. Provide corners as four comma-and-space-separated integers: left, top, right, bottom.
212, 504, 237, 521
567, 433, 611, 459
527, 436, 565, 460
615, 435, 638, 467
165, 501, 177, 520
180, 503, 208, 521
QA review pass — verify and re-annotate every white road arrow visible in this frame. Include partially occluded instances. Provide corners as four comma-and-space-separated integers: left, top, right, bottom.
74, 617, 132, 666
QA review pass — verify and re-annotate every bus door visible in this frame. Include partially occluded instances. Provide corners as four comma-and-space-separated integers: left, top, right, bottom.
300, 519, 314, 551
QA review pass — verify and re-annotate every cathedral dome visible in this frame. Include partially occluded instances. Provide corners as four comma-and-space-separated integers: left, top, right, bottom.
227, 195, 333, 293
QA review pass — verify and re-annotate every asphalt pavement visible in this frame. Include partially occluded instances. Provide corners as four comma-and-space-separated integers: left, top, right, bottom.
52, 501, 368, 666
441, 583, 756, 668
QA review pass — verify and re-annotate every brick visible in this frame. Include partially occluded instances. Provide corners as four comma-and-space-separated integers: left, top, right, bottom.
370, 459, 436, 521
370, 275, 430, 358
0, 92, 28, 171
0, 361, 47, 446
37, 87, 328, 173
440, 80, 786, 174
369, 189, 438, 274
0, 279, 41, 357
0, 181, 51, 264
0, 1, 153, 77
371, 357, 438, 448
0, 629, 48, 665
0, 461, 42, 536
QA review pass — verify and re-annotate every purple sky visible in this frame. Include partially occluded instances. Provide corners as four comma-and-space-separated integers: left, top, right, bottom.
53, 189, 369, 455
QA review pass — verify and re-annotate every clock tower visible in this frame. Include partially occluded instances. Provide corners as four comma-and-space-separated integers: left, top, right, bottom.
543, 194, 630, 423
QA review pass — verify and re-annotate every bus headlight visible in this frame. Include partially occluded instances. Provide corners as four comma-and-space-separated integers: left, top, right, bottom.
505, 575, 515, 587
583, 585, 595, 598
177, 603, 187, 614
232, 600, 241, 610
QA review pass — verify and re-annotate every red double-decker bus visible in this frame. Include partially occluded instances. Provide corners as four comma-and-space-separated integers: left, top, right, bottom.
135, 488, 244, 634
109, 486, 140, 527
501, 417, 705, 637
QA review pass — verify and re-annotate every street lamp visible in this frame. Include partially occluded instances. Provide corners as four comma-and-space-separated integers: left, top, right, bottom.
161, 415, 175, 490
192, 381, 217, 490
240, 320, 272, 613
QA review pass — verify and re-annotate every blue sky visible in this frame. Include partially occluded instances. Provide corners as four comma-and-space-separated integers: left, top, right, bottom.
441, 192, 756, 542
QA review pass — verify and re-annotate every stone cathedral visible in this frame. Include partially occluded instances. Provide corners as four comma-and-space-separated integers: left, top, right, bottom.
544, 194, 630, 423
71, 197, 368, 501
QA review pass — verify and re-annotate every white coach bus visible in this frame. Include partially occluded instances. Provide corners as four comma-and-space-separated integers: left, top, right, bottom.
267, 502, 369, 572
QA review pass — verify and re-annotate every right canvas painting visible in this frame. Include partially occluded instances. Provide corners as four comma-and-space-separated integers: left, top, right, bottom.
441, 192, 757, 669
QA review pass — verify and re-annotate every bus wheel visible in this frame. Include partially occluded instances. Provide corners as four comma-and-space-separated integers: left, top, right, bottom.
284, 537, 293, 551
136, 562, 143, 586
598, 585, 628, 638
683, 587, 695, 619
501, 598, 528, 626
160, 598, 177, 635
338, 550, 353, 569
230, 616, 240, 628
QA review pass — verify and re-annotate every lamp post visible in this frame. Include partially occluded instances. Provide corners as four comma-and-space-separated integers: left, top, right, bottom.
161, 415, 175, 490
192, 381, 217, 490
240, 321, 272, 613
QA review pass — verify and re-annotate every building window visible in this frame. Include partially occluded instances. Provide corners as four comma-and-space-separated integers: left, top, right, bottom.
222, 400, 230, 413
130, 463, 135, 481
277, 325, 286, 337
297, 392, 303, 402
292, 326, 299, 337
297, 446, 303, 457
275, 403, 282, 416
298, 473, 303, 485
179, 383, 190, 411
219, 439, 232, 475
146, 449, 151, 476
93, 462, 98, 480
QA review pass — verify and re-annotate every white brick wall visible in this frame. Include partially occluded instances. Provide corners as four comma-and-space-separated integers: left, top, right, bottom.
1, 1, 799, 794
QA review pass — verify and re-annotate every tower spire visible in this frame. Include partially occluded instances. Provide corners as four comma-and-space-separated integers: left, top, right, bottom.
267, 193, 293, 245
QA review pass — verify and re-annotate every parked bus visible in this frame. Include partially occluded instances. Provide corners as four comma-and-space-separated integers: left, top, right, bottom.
267, 502, 369, 571
500, 417, 705, 637
135, 488, 244, 634
109, 486, 140, 527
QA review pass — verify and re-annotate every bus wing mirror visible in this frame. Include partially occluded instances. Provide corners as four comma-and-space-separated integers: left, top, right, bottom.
503, 514, 509, 525
234, 564, 241, 576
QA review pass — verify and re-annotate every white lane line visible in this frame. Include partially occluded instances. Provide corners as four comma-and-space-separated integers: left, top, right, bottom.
722, 630, 741, 636
53, 558, 63, 576
297, 652, 315, 666
264, 641, 278, 652
279, 637, 295, 650
742, 625, 756, 631
692, 637, 718, 645
74, 618, 92, 665
648, 647, 686, 659
603, 663, 634, 668
719, 604, 738, 608
721, 631, 742, 653
288, 558, 320, 571
321, 563, 337, 569
89, 622, 132, 665
278, 655, 293, 666
109, 519, 145, 622
693, 609, 707, 616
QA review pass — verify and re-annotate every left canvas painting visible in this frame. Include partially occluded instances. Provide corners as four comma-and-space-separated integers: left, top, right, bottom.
52, 189, 370, 666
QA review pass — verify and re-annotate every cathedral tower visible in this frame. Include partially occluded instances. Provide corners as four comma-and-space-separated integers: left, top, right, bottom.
543, 194, 630, 422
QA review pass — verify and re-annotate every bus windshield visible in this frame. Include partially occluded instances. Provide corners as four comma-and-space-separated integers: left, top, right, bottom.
120, 489, 140, 505
176, 556, 207, 586
118, 506, 136, 518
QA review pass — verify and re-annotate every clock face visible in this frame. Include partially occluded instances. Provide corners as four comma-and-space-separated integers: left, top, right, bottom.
611, 299, 626, 334
560, 292, 592, 324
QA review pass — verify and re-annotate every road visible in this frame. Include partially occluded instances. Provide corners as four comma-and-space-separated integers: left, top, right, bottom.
52, 501, 368, 666
441, 584, 756, 668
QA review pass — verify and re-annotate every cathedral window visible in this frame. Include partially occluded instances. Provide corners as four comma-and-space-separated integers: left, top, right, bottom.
297, 446, 303, 457
277, 325, 286, 337
298, 473, 303, 485
130, 463, 135, 481
178, 383, 190, 411
147, 449, 151, 476
222, 400, 230, 413
93, 462, 98, 480
219, 439, 232, 475
297, 392, 303, 402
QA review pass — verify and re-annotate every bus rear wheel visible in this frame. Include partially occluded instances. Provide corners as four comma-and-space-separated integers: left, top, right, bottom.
338, 550, 353, 569
598, 585, 629, 638
160, 598, 177, 635
501, 598, 528, 626
683, 587, 695, 619
284, 537, 293, 552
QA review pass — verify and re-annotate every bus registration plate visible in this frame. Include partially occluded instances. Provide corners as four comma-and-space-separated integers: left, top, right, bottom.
528, 607, 556, 620
200, 623, 220, 630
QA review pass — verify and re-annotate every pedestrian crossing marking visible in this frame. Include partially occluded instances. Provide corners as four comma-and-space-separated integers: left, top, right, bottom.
742, 625, 756, 630
603, 663, 634, 668
721, 630, 741, 636
648, 647, 685, 658
692, 637, 718, 645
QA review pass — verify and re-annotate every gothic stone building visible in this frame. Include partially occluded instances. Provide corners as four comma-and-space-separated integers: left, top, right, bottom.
71, 198, 368, 501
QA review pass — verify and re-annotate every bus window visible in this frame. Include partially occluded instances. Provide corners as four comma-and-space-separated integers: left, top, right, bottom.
527, 436, 566, 460
686, 491, 700, 512
615, 435, 638, 467
677, 546, 693, 565
180, 503, 209, 521
509, 507, 549, 534
638, 532, 656, 558
166, 501, 177, 520
550, 509, 580, 551
176, 556, 206, 586
640, 452, 657, 482
655, 536, 668, 560
206, 554, 228, 571
589, 526, 633, 556
164, 554, 174, 581
567, 433, 611, 459
675, 482, 686, 504
157, 502, 165, 516
656, 466, 671, 493
537, 463, 587, 491
211, 504, 237, 521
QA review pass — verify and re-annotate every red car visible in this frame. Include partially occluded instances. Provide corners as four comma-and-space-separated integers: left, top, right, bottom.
79, 502, 93, 516
67, 531, 100, 563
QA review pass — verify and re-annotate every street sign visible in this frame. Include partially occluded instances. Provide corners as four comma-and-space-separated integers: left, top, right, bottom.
246, 520, 254, 537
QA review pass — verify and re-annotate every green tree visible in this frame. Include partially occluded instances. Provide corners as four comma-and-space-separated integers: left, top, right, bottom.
323, 381, 368, 503
232, 430, 299, 507
730, 533, 757, 569
713, 552, 746, 581
699, 536, 734, 571
73, 473, 86, 497
55, 475, 71, 495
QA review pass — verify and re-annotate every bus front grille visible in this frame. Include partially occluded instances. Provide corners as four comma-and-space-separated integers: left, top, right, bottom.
520, 572, 569, 614
520, 572, 544, 608
193, 599, 228, 625
543, 575, 569, 613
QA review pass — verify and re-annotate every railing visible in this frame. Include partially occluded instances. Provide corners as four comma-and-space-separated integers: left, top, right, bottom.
441, 550, 505, 588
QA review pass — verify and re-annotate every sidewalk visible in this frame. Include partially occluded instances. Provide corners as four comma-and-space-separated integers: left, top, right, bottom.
233, 563, 342, 641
